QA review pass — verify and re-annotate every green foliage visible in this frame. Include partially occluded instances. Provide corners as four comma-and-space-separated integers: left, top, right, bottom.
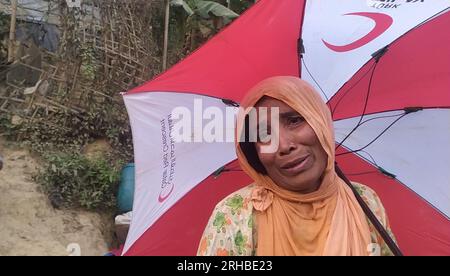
171, 0, 194, 16
80, 46, 97, 81
229, 0, 254, 14
0, 113, 20, 139
17, 112, 88, 155
172, 0, 239, 20
5, 105, 132, 218
166, 0, 248, 67
0, 11, 9, 36
194, 1, 239, 20
0, 11, 10, 61
35, 152, 119, 210
14, 100, 133, 163
152, 0, 250, 67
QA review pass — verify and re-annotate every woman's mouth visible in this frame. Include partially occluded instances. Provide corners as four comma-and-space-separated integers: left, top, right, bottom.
280, 155, 311, 175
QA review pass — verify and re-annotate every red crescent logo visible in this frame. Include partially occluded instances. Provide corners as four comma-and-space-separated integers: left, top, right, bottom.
322, 12, 393, 52
158, 182, 174, 203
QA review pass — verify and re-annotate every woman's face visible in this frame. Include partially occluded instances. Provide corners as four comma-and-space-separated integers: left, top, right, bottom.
254, 97, 328, 193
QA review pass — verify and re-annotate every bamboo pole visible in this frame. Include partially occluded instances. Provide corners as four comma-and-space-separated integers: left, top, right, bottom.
8, 0, 18, 63
162, 0, 170, 71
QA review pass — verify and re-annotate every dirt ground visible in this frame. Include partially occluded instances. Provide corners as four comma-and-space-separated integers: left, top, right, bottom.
0, 138, 114, 256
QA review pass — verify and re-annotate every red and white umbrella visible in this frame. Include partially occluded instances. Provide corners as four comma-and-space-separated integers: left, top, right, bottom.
122, 0, 450, 255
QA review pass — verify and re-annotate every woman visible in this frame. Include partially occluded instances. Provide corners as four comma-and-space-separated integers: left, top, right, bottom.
197, 76, 397, 256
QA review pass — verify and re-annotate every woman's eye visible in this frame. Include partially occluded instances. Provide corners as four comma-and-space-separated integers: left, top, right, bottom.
287, 115, 304, 126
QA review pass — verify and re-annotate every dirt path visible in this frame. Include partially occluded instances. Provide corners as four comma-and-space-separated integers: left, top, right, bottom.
0, 139, 112, 256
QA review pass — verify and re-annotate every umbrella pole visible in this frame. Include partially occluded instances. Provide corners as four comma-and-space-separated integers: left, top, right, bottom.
335, 163, 403, 256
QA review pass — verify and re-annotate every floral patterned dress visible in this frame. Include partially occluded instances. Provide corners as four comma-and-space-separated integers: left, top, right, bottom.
197, 182, 396, 256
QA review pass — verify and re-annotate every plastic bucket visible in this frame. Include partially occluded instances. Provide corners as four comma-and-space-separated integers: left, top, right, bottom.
117, 163, 135, 213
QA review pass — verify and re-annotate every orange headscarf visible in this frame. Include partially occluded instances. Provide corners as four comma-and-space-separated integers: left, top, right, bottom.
235, 76, 371, 256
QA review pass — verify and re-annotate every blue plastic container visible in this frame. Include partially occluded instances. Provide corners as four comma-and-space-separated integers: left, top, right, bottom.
117, 163, 135, 213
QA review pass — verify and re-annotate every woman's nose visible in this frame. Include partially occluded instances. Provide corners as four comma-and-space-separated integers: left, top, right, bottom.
278, 130, 296, 156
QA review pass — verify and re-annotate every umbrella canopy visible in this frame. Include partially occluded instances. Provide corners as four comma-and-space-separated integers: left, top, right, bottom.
123, 0, 450, 255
